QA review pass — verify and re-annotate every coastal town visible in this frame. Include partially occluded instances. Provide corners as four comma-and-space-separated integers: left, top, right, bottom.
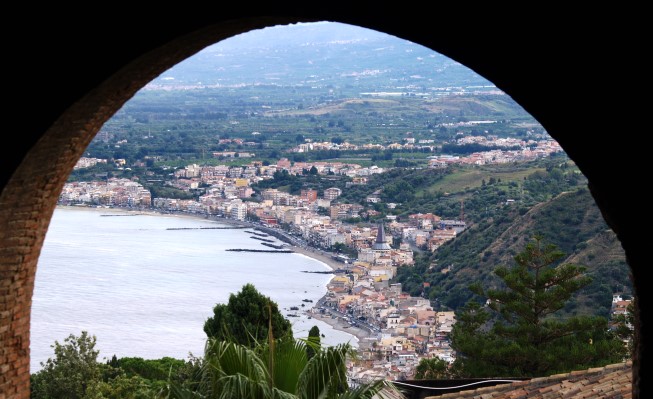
59, 188, 458, 381
57, 136, 631, 382
59, 137, 566, 381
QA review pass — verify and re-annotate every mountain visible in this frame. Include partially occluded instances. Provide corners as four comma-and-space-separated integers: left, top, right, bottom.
150, 21, 493, 91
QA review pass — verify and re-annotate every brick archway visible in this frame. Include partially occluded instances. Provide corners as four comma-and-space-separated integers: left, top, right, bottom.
0, 13, 645, 398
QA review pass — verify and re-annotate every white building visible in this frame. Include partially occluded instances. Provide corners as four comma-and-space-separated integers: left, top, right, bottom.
324, 187, 343, 200
230, 201, 248, 221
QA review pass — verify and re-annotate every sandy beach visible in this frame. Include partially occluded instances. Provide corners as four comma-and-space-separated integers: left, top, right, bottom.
289, 245, 345, 271
287, 245, 372, 342
309, 311, 372, 343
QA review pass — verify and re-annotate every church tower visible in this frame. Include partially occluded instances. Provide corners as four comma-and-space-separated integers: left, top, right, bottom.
372, 222, 392, 251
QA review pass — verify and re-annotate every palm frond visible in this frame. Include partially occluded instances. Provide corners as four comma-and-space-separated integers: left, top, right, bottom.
336, 380, 405, 399
182, 337, 396, 399
270, 387, 302, 399
200, 338, 271, 397
217, 373, 271, 399
265, 338, 308, 393
215, 340, 268, 376
297, 343, 351, 399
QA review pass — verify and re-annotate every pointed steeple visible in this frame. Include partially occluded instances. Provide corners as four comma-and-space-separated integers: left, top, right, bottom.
376, 222, 386, 243
372, 222, 391, 251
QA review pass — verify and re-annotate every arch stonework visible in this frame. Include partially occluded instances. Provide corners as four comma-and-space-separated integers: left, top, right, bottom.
0, 12, 645, 398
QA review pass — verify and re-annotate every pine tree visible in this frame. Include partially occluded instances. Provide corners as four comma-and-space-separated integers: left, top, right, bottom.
450, 235, 628, 377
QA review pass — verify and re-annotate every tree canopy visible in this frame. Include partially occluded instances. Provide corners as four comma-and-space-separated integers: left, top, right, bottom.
30, 331, 102, 399
414, 357, 455, 380
30, 331, 196, 398
203, 283, 293, 347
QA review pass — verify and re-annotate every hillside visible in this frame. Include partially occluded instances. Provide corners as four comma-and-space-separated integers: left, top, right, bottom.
395, 187, 632, 319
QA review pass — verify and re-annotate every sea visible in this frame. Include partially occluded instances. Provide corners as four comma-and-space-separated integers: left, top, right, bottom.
30, 206, 357, 372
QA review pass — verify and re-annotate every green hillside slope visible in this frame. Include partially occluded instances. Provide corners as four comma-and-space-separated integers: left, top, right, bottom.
395, 187, 632, 319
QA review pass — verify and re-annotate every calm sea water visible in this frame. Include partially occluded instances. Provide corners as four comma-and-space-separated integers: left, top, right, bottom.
31, 207, 357, 372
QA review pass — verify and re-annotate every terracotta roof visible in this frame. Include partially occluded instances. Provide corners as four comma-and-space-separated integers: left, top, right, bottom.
421, 361, 632, 399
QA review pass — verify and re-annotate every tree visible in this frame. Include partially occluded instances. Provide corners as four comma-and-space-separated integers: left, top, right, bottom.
86, 374, 157, 399
114, 356, 188, 383
306, 326, 321, 359
31, 332, 178, 398
414, 357, 455, 380
30, 331, 102, 399
450, 236, 628, 378
169, 337, 399, 399
203, 283, 293, 347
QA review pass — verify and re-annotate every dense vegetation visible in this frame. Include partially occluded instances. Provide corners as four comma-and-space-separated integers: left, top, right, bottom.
448, 237, 628, 378
394, 182, 632, 316
71, 84, 544, 179
31, 286, 399, 399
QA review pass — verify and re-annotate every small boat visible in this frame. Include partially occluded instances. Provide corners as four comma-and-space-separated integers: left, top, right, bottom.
287, 313, 300, 317
290, 306, 299, 311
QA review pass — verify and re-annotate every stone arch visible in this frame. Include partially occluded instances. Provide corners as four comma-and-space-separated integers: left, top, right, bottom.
0, 13, 644, 398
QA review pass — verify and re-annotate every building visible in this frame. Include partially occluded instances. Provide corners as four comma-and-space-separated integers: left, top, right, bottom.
324, 187, 342, 200
372, 222, 392, 252
230, 201, 247, 221
300, 189, 318, 203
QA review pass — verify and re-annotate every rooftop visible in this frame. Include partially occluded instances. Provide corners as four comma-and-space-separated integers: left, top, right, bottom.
416, 361, 632, 399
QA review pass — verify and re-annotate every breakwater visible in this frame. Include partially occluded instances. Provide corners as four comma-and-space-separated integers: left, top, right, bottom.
245, 230, 270, 237
250, 236, 275, 243
260, 242, 287, 250
100, 214, 144, 217
254, 227, 295, 245
301, 269, 348, 274
226, 248, 294, 253
166, 226, 249, 230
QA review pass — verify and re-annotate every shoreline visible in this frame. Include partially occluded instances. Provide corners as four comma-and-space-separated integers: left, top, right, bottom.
289, 245, 345, 272
308, 311, 372, 344
290, 246, 372, 342
55, 205, 371, 343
